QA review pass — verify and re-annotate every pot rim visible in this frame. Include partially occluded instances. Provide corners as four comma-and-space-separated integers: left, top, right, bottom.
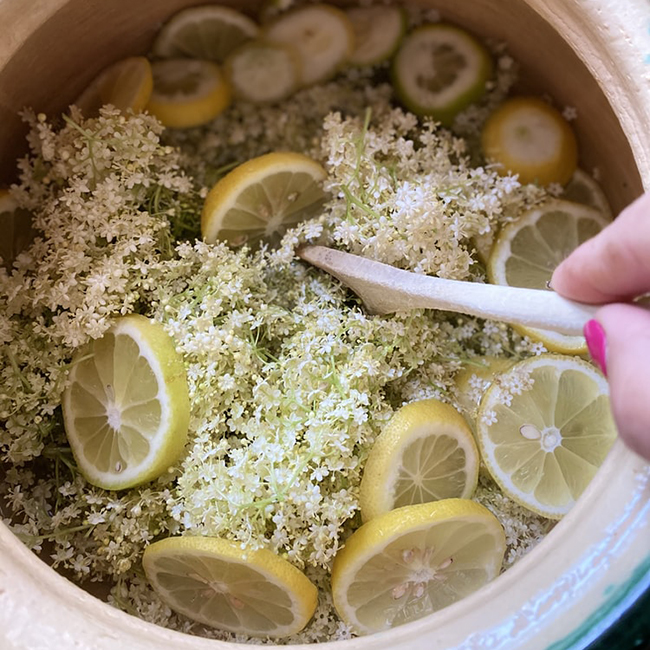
1, 0, 650, 649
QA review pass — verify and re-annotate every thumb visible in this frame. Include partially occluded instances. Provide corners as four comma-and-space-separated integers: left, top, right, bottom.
587, 303, 650, 461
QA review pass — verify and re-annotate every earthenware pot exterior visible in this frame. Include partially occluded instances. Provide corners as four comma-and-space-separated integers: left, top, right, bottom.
1, 1, 650, 649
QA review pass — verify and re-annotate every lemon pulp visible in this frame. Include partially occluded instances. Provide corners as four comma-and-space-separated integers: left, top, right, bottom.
62, 314, 189, 490
476, 354, 617, 518
332, 499, 505, 634
143, 536, 318, 638
359, 399, 479, 521
201, 151, 327, 246
487, 199, 610, 353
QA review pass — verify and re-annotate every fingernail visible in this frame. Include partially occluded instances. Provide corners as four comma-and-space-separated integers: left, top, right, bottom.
584, 319, 608, 376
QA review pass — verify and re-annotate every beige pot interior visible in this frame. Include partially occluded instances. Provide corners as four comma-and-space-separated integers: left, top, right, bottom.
0, 0, 644, 209
1, 0, 649, 649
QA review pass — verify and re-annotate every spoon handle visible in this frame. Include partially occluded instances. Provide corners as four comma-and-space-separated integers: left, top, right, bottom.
299, 246, 600, 336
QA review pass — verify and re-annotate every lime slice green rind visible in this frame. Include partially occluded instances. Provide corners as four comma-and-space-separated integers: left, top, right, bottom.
392, 23, 493, 126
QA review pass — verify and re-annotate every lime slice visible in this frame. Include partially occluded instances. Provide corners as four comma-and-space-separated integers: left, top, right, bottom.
146, 59, 232, 129
143, 536, 318, 638
0, 189, 34, 268
225, 41, 301, 104
487, 199, 610, 353
454, 357, 514, 424
475, 354, 617, 519
62, 314, 190, 490
347, 5, 406, 66
201, 151, 327, 246
263, 4, 354, 86
359, 399, 479, 522
391, 23, 493, 126
562, 168, 612, 218
74, 56, 153, 117
151, 5, 259, 63
331, 499, 506, 634
481, 96, 578, 186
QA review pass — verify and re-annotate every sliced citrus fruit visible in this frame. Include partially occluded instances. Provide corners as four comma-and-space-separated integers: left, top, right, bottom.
151, 5, 259, 63
359, 399, 479, 522
481, 96, 578, 186
475, 354, 616, 519
454, 356, 514, 423
331, 499, 505, 634
143, 536, 318, 638
74, 56, 153, 117
487, 199, 610, 353
146, 59, 232, 129
562, 168, 612, 218
201, 151, 327, 246
263, 4, 354, 86
347, 5, 406, 66
62, 314, 189, 490
391, 23, 493, 127
225, 41, 301, 104
0, 189, 34, 268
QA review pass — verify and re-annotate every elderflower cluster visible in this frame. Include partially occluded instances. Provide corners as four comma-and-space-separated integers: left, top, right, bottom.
0, 46, 556, 645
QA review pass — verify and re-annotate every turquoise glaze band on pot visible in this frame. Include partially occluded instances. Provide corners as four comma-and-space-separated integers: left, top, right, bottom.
0, 0, 649, 648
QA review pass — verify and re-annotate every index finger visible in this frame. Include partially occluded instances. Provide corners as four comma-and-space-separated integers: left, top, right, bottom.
551, 192, 650, 303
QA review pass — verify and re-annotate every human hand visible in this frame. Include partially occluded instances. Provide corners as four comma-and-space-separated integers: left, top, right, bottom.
551, 192, 650, 461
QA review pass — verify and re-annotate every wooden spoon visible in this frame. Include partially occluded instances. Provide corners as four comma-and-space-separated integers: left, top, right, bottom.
298, 245, 603, 336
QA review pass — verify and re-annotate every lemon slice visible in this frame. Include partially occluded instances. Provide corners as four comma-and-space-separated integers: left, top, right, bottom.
142, 536, 318, 638
62, 314, 190, 490
146, 59, 232, 129
454, 357, 514, 423
359, 399, 479, 522
225, 41, 301, 104
0, 189, 33, 268
201, 151, 327, 246
562, 168, 612, 218
74, 56, 153, 117
475, 354, 617, 519
487, 199, 610, 353
263, 4, 354, 86
481, 96, 578, 186
392, 23, 493, 127
347, 5, 406, 66
151, 5, 259, 62
331, 499, 506, 634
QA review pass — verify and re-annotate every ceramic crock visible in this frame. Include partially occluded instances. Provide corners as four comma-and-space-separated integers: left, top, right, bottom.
1, 1, 650, 649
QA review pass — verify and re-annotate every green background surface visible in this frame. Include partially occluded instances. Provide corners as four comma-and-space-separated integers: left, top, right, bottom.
571, 566, 650, 650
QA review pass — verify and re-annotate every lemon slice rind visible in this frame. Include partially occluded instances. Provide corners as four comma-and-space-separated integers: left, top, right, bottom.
264, 4, 354, 87
562, 168, 612, 218
347, 5, 406, 66
146, 59, 232, 129
62, 314, 189, 491
74, 56, 153, 117
151, 5, 260, 62
481, 96, 578, 186
201, 151, 327, 246
475, 354, 616, 519
331, 499, 506, 635
359, 399, 479, 522
487, 198, 611, 354
143, 536, 318, 638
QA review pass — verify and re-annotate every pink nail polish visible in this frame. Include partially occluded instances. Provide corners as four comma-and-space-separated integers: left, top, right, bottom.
584, 319, 608, 376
